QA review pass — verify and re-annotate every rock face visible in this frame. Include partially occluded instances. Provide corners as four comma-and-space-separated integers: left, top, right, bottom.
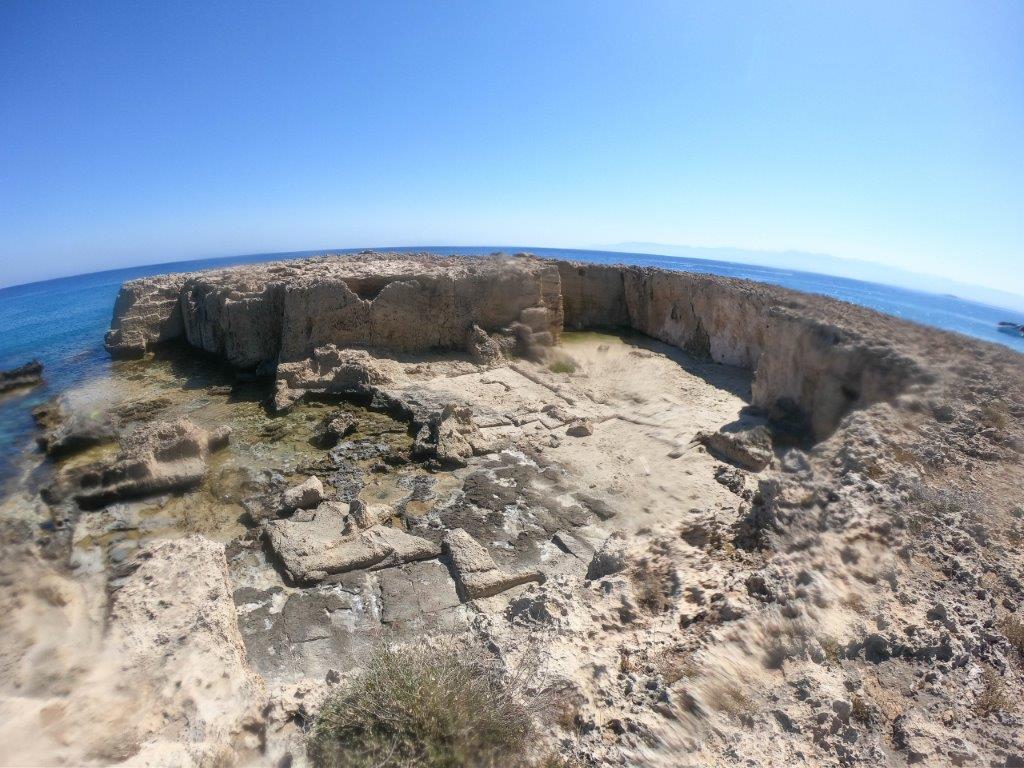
105, 252, 563, 368
0, 359, 43, 394
264, 502, 440, 584
557, 261, 930, 439
75, 418, 230, 509
104, 273, 190, 359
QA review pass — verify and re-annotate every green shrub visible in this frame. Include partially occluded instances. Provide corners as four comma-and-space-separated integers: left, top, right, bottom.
547, 358, 577, 374
307, 643, 535, 768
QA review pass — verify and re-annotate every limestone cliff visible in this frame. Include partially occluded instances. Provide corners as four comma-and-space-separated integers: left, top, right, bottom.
105, 252, 563, 368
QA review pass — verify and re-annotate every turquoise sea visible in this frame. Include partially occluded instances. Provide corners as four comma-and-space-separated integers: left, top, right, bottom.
1, 246, 1022, 490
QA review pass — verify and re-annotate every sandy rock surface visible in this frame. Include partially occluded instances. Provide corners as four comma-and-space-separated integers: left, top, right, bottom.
3, 251, 1023, 767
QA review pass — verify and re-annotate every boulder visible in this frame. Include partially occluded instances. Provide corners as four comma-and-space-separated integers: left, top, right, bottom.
0, 359, 43, 394
311, 411, 356, 448
699, 424, 774, 471
346, 499, 393, 530
586, 533, 628, 580
566, 418, 594, 437
33, 396, 118, 457
74, 419, 230, 509
443, 527, 542, 600
273, 346, 394, 412
264, 502, 439, 583
280, 476, 324, 513
413, 404, 499, 467
466, 324, 503, 363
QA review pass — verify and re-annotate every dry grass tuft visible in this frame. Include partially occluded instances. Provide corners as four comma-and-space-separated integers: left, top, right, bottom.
819, 635, 843, 665
1001, 615, 1024, 658
307, 642, 535, 768
654, 649, 701, 685
710, 679, 754, 717
975, 667, 1012, 717
851, 694, 873, 725
630, 559, 679, 614
980, 400, 1010, 431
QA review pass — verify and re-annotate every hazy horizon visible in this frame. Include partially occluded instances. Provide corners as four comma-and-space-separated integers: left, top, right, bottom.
3, 242, 1023, 316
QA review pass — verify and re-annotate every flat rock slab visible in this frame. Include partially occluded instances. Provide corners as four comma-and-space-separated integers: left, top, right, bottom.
443, 527, 542, 600
264, 502, 440, 584
234, 579, 379, 682
378, 559, 464, 634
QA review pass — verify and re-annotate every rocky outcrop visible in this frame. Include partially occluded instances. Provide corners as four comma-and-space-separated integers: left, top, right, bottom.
75, 418, 230, 509
106, 251, 949, 443
311, 410, 356, 448
443, 527, 543, 599
104, 252, 563, 367
104, 272, 191, 358
413, 404, 499, 467
272, 346, 396, 412
264, 501, 440, 584
33, 395, 119, 457
0, 359, 43, 394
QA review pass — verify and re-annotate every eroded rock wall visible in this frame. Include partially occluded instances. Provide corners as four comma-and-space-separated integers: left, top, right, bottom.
557, 260, 926, 438
104, 273, 192, 359
556, 261, 630, 329
105, 253, 563, 368
108, 251, 942, 439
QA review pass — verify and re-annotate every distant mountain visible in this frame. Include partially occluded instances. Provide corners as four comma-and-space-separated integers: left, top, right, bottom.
603, 242, 1024, 314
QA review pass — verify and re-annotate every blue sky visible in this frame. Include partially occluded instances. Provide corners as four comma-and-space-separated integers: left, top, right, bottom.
1, 0, 1021, 294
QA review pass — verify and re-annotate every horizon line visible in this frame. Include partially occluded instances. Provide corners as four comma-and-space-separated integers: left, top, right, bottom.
1, 243, 1023, 315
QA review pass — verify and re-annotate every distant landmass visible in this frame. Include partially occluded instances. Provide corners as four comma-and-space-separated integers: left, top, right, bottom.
603, 242, 1024, 314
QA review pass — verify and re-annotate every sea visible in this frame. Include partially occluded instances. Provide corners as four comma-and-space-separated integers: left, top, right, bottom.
2, 246, 1022, 491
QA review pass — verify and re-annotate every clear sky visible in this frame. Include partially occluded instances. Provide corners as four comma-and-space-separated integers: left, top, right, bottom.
1, 1, 1021, 293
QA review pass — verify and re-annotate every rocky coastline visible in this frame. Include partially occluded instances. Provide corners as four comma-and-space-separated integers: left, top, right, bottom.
0, 359, 43, 394
1, 251, 1022, 767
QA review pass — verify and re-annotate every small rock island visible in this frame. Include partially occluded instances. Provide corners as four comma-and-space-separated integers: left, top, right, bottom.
2, 251, 1022, 767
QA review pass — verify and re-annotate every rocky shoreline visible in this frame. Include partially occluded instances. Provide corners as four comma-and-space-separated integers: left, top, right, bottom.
0, 359, 43, 394
1, 251, 1022, 767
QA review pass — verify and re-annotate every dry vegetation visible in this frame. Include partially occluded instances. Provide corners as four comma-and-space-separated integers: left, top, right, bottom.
307, 643, 541, 768
629, 558, 679, 614
1002, 615, 1024, 659
975, 667, 1012, 718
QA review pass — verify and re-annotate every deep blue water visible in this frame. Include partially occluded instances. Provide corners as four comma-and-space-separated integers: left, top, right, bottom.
2, 246, 1022, 489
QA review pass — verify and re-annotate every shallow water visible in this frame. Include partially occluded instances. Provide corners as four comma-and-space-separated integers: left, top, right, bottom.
1, 246, 1022, 492
31, 347, 438, 578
